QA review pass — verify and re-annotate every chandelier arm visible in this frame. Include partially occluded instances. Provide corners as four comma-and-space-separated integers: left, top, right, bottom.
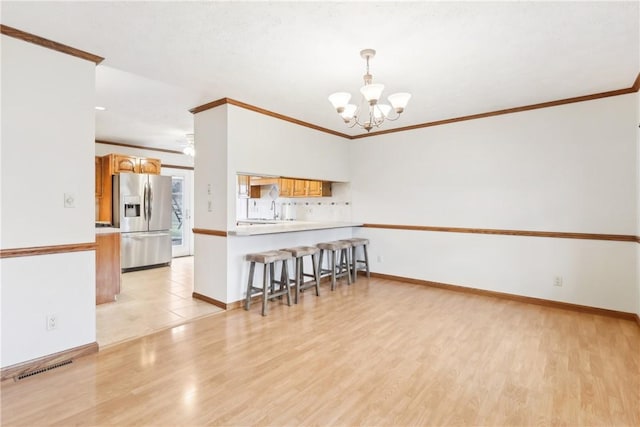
345, 119, 359, 129
381, 113, 402, 122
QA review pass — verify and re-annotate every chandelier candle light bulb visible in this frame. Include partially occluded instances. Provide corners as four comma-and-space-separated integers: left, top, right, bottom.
328, 49, 411, 132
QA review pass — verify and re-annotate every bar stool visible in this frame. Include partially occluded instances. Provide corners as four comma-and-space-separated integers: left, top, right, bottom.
244, 250, 293, 316
317, 240, 352, 290
281, 246, 320, 304
341, 238, 370, 282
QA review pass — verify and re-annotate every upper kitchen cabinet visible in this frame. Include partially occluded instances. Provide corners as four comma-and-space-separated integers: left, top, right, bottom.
293, 179, 308, 197
278, 178, 294, 197
307, 180, 331, 197
111, 154, 137, 174
238, 175, 260, 198
106, 154, 161, 175
139, 158, 161, 174
246, 176, 331, 198
288, 178, 331, 197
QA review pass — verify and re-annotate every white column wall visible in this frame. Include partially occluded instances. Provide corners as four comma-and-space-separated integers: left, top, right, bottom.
192, 106, 229, 302
351, 94, 639, 313
636, 92, 640, 317
1, 36, 96, 367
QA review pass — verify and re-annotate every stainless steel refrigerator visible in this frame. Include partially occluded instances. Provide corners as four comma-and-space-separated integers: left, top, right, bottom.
113, 174, 172, 271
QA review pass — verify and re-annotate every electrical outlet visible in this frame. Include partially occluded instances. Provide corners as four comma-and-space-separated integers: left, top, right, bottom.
207, 200, 212, 212
553, 276, 563, 287
46, 314, 57, 330
377, 255, 383, 263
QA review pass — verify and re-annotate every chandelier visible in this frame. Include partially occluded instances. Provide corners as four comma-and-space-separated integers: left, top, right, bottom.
328, 49, 411, 132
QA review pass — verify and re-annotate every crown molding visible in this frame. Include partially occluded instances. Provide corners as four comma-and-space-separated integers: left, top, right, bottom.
190, 97, 352, 139
95, 140, 185, 155
0, 24, 104, 64
190, 72, 640, 140
353, 73, 640, 139
632, 73, 640, 92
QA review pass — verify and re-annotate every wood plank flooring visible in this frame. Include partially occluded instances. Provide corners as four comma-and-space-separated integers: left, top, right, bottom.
96, 256, 223, 347
2, 275, 639, 426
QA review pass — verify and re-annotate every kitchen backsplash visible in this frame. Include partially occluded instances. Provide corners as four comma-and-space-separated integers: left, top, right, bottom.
237, 182, 352, 222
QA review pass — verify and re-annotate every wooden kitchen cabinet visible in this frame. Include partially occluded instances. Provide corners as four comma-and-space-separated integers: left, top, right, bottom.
293, 179, 308, 197
238, 175, 261, 198
112, 154, 138, 174
139, 158, 161, 174
286, 179, 332, 197
107, 154, 161, 175
278, 178, 294, 197
307, 180, 331, 197
238, 175, 260, 198
244, 176, 331, 199
96, 232, 121, 304
95, 156, 103, 198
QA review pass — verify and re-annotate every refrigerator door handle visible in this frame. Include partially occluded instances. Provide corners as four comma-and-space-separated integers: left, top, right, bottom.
148, 182, 153, 221
143, 181, 150, 221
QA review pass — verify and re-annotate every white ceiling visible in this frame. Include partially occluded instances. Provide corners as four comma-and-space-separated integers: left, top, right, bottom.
2, 1, 638, 151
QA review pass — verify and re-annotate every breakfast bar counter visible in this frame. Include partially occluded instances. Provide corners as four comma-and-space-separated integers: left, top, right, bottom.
229, 221, 363, 236
197, 221, 364, 305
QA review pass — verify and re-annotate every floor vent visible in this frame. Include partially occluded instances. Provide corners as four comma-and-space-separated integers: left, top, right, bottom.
15, 360, 73, 381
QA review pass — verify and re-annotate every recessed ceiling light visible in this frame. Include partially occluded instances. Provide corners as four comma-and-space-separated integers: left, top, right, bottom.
95, 106, 107, 111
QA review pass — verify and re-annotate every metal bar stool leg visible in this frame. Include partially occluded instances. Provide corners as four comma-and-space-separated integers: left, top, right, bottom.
351, 245, 357, 282
262, 263, 270, 316
330, 249, 337, 290
282, 259, 292, 306
294, 256, 301, 304
363, 244, 370, 277
344, 248, 352, 285
311, 253, 320, 296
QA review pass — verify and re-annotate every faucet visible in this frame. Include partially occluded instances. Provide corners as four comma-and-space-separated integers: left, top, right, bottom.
271, 200, 278, 220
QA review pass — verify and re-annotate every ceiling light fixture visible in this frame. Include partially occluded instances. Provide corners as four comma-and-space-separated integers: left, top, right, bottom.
183, 133, 195, 156
328, 49, 411, 132
95, 106, 107, 111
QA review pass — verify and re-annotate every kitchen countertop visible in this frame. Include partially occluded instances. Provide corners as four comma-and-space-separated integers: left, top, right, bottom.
229, 221, 363, 236
95, 227, 121, 235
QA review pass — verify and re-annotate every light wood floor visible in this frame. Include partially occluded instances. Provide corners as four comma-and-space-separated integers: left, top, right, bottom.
96, 256, 223, 348
3, 275, 639, 426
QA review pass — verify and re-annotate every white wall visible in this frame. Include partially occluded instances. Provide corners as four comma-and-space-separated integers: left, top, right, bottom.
1, 36, 97, 367
227, 105, 350, 182
351, 94, 639, 313
227, 105, 349, 230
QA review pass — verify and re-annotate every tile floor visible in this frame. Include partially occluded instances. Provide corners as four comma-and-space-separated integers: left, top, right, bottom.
96, 256, 223, 348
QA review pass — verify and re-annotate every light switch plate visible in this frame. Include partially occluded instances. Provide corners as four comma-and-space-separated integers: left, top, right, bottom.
64, 193, 75, 208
